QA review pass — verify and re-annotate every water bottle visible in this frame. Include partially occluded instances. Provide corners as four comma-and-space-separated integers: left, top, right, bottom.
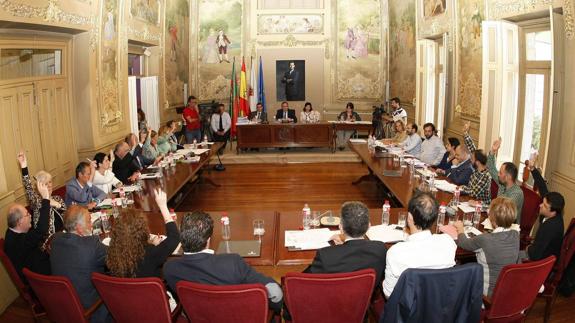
302, 204, 311, 230
437, 202, 447, 233
367, 135, 374, 148
452, 186, 460, 207
192, 139, 197, 150
101, 213, 110, 234
473, 202, 482, 228
111, 199, 120, 218
221, 214, 231, 240
382, 200, 390, 225
119, 187, 127, 208
429, 173, 435, 190
203, 134, 208, 143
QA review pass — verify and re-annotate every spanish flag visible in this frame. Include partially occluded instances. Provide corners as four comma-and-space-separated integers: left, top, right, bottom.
239, 57, 250, 118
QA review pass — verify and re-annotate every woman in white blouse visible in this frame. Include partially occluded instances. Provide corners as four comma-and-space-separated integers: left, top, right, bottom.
299, 102, 321, 124
92, 151, 122, 194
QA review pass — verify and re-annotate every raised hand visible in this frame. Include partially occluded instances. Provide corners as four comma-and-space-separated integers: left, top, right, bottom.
154, 188, 168, 208
491, 137, 502, 154
463, 121, 470, 134
17, 150, 27, 168
37, 181, 50, 199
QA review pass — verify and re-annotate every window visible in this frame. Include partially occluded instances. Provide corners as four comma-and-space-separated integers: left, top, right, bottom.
0, 48, 62, 80
525, 30, 552, 61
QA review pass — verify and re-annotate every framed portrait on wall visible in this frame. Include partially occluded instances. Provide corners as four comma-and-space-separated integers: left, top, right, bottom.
276, 60, 305, 101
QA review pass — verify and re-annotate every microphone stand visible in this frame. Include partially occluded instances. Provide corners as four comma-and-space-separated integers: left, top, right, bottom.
214, 147, 225, 171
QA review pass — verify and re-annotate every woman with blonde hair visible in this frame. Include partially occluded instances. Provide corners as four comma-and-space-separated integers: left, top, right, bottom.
381, 120, 408, 145
157, 125, 177, 155
17, 151, 66, 235
445, 197, 519, 297
106, 189, 180, 278
143, 129, 163, 162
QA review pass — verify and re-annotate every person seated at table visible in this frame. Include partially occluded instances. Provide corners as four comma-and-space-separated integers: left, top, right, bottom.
419, 123, 446, 166
65, 161, 107, 209
92, 152, 122, 194
157, 125, 177, 155
126, 131, 157, 168
300, 102, 321, 124
336, 102, 361, 150
274, 101, 297, 123
51, 205, 109, 323
143, 129, 164, 162
249, 102, 268, 124
17, 151, 66, 236
488, 137, 524, 224
383, 192, 456, 298
166, 119, 184, 149
304, 201, 387, 288
106, 189, 180, 278
381, 120, 407, 145
445, 145, 474, 186
4, 181, 52, 281
524, 192, 565, 261
444, 197, 519, 297
435, 137, 460, 172
399, 123, 422, 156
113, 141, 142, 184
163, 211, 283, 312
211, 103, 232, 154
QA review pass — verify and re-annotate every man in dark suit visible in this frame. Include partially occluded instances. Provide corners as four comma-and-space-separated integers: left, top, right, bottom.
526, 192, 565, 261
249, 102, 268, 124
50, 205, 108, 323
4, 181, 51, 281
163, 211, 283, 312
446, 145, 474, 185
275, 101, 297, 123
65, 161, 107, 208
305, 201, 387, 287
281, 62, 300, 100
113, 141, 141, 184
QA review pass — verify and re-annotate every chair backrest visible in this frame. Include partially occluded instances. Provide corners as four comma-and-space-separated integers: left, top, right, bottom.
23, 268, 88, 323
52, 185, 67, 200
486, 256, 556, 321
176, 281, 269, 323
490, 179, 499, 200
549, 218, 575, 287
283, 268, 375, 323
382, 263, 483, 323
520, 185, 542, 235
92, 272, 173, 323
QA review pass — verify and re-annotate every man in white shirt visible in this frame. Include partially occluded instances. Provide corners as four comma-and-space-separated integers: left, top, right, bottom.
390, 97, 407, 123
400, 123, 422, 156
383, 192, 457, 298
210, 103, 232, 153
419, 123, 446, 166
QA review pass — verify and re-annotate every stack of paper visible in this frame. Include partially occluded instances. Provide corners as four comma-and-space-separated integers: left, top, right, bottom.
97, 199, 113, 207
366, 225, 408, 243
191, 148, 210, 155
284, 228, 334, 250
434, 180, 458, 193
464, 226, 483, 237
482, 218, 521, 232
349, 139, 367, 143
458, 202, 476, 213
417, 168, 435, 178
140, 173, 161, 180
180, 156, 201, 163
112, 185, 138, 194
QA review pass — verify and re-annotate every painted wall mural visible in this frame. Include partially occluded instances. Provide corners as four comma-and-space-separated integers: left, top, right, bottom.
130, 0, 160, 25
423, 0, 446, 18
198, 0, 242, 100
100, 0, 121, 129
165, 0, 189, 107
458, 0, 484, 120
257, 14, 324, 35
389, 0, 416, 105
336, 0, 383, 100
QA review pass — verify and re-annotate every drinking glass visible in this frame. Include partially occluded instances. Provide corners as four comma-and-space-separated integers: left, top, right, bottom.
311, 211, 321, 228
397, 211, 407, 227
463, 213, 473, 227
253, 219, 265, 242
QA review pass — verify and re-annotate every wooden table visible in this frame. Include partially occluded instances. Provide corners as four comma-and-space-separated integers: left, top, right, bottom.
276, 208, 481, 266
132, 142, 222, 211
235, 122, 333, 152
349, 142, 458, 208
141, 210, 278, 266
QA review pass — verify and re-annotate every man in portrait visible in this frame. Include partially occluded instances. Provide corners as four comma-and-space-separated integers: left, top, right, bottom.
281, 62, 300, 101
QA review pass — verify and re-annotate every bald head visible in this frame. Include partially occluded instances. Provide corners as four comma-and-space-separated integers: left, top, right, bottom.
455, 144, 469, 162
114, 141, 130, 159
64, 205, 92, 236
7, 204, 31, 232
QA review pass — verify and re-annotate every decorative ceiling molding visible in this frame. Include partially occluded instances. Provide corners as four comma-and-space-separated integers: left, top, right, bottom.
0, 0, 94, 26
256, 34, 329, 48
127, 25, 161, 43
488, 0, 553, 20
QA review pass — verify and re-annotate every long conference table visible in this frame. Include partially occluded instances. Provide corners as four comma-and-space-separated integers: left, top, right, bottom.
235, 121, 373, 153
107, 139, 480, 270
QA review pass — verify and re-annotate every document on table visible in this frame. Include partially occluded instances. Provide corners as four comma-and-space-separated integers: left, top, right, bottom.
482, 218, 521, 232
464, 226, 483, 237
458, 202, 476, 213
285, 228, 334, 251
97, 199, 113, 207
140, 172, 161, 179
366, 224, 408, 243
191, 148, 210, 155
434, 180, 458, 193
349, 139, 367, 143
113, 185, 138, 193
